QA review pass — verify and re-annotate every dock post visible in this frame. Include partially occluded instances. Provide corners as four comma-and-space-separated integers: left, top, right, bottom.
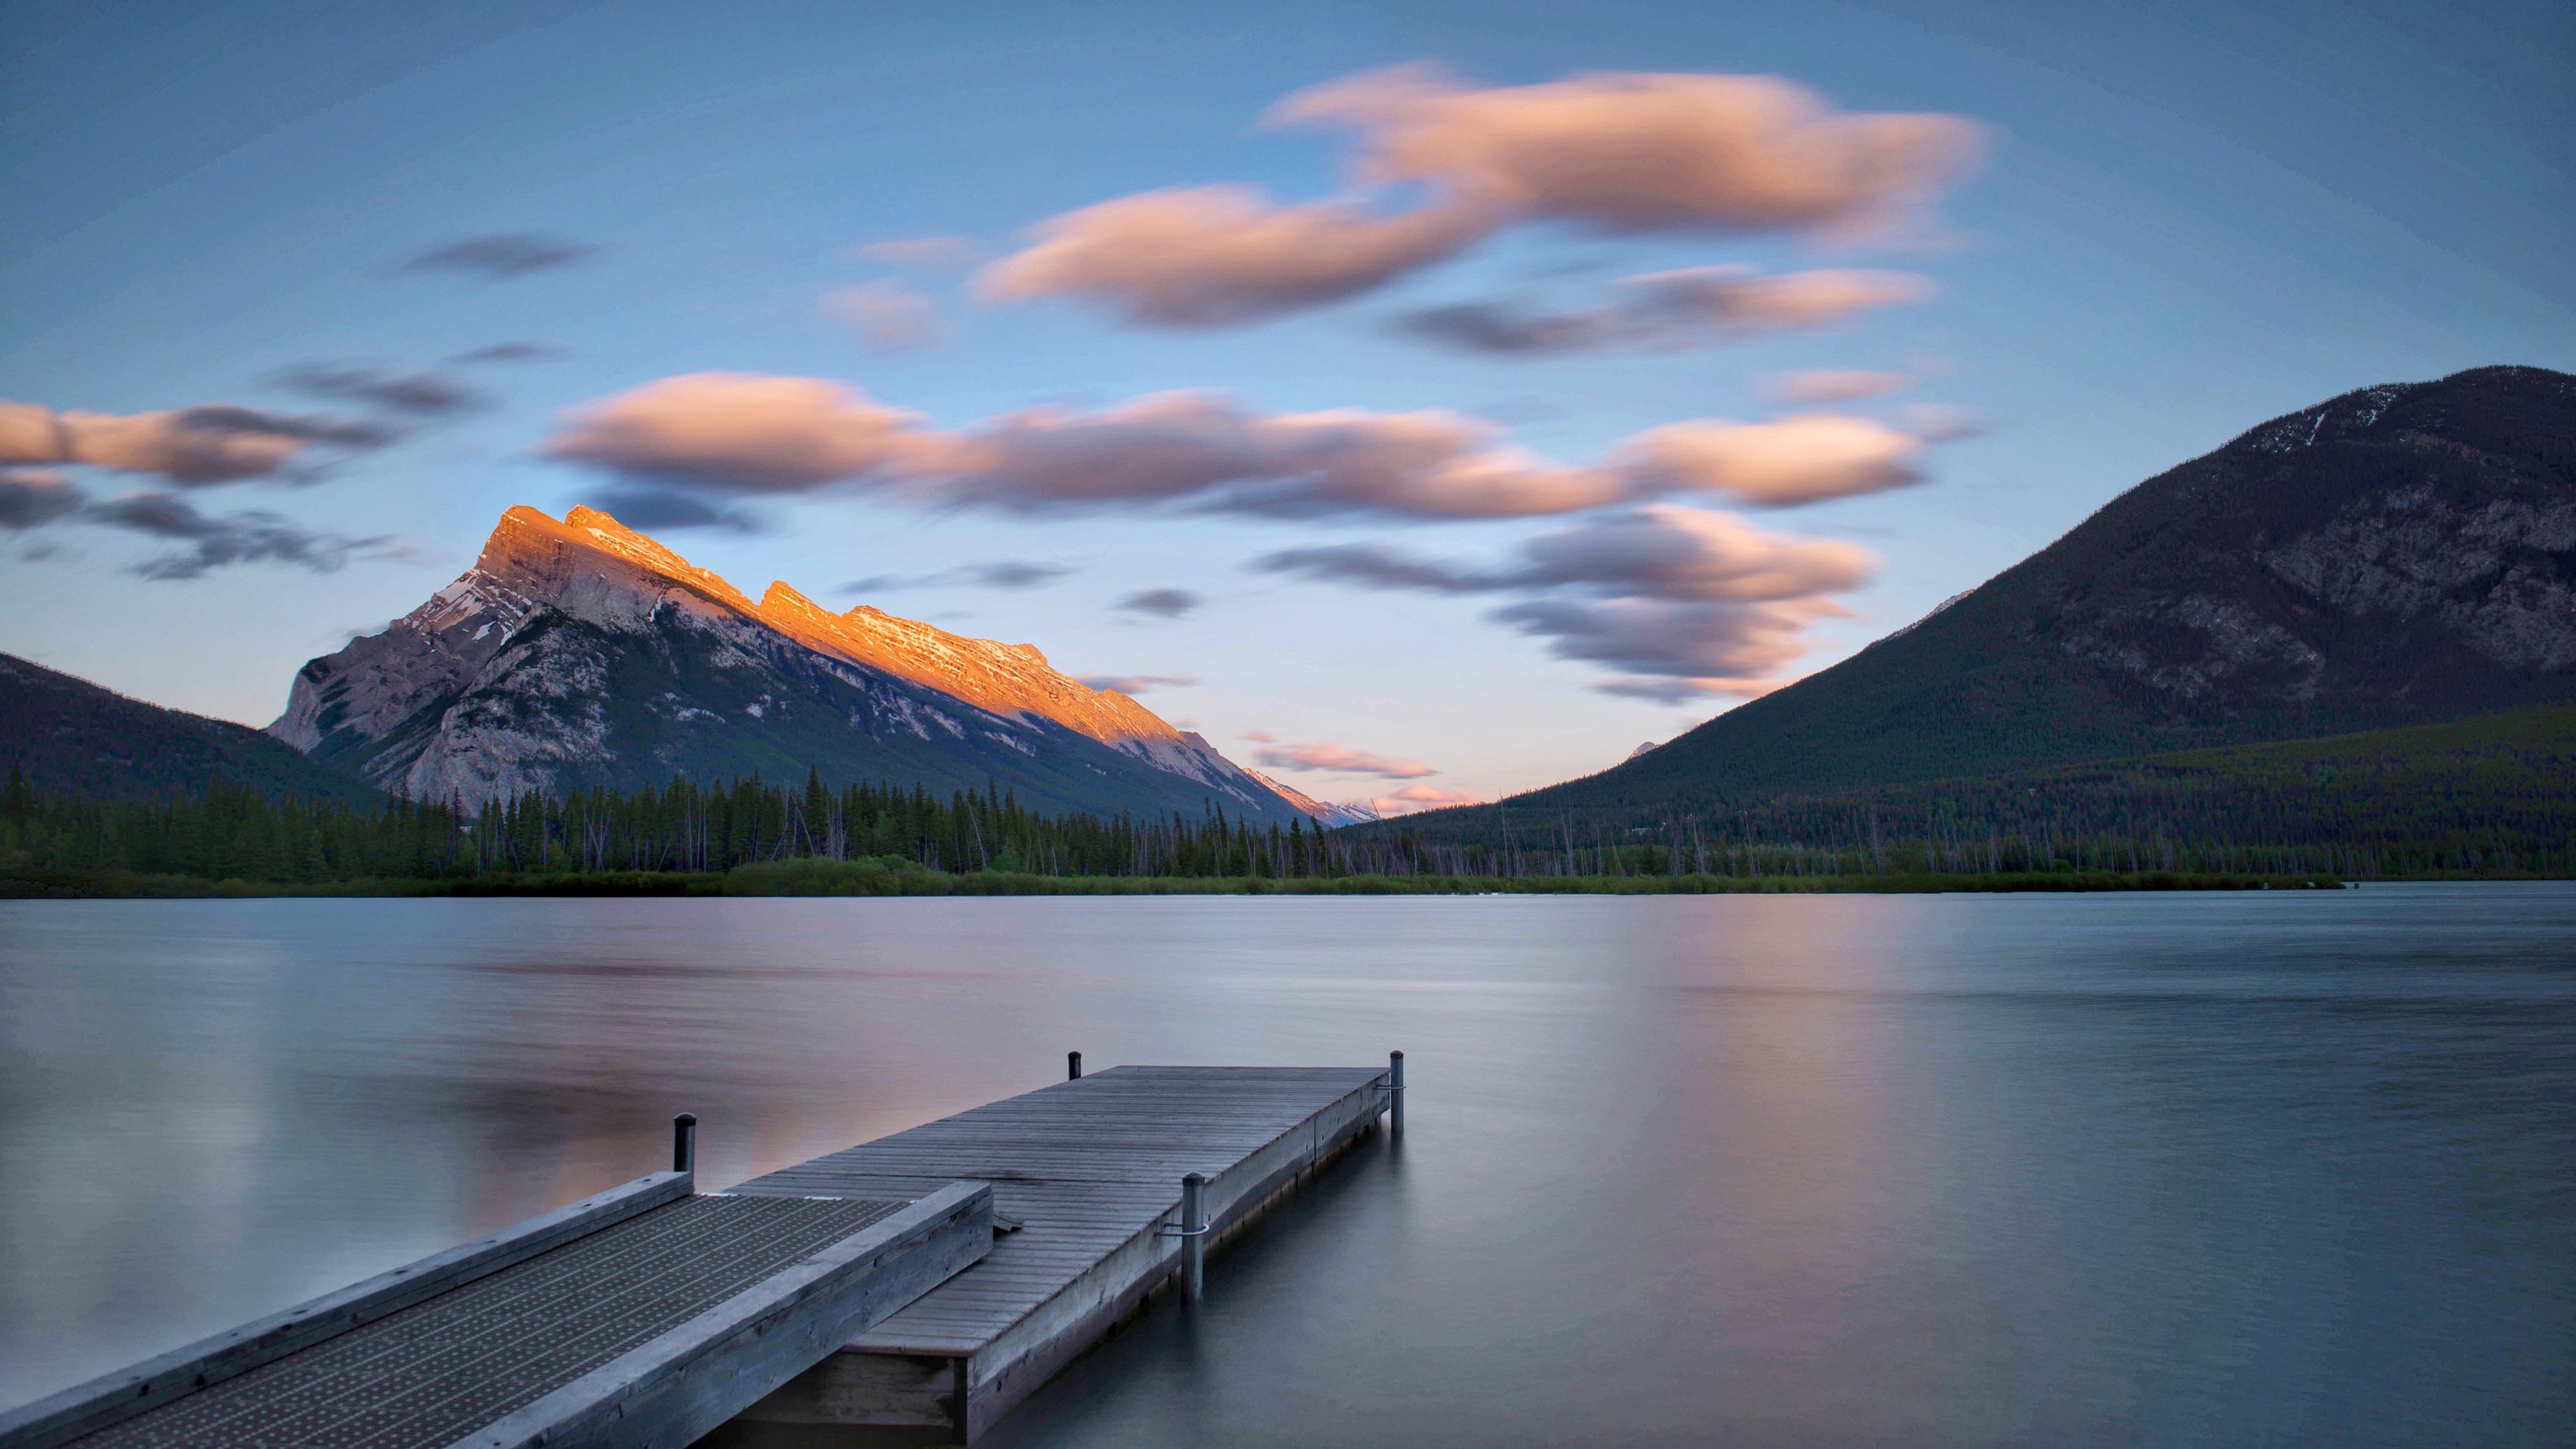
1068, 1051, 1082, 1081
1180, 1173, 1207, 1305
1389, 1051, 1405, 1137
673, 1113, 698, 1175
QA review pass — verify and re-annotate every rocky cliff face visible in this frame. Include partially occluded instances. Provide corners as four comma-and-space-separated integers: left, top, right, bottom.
2010, 370, 2576, 716
1399, 364, 2576, 826
272, 506, 1302, 819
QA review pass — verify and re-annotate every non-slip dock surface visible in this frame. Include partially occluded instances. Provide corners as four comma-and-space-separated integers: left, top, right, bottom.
83, 1194, 902, 1449
739, 1067, 1387, 1360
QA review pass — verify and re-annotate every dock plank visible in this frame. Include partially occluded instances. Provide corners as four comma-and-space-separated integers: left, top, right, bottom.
719, 1063, 1392, 1444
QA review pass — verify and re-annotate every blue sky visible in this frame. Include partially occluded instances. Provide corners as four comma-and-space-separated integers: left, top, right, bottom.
3, 0, 2569, 808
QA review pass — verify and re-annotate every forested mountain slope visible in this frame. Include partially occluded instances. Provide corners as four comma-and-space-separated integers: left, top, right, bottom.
1405, 364, 2576, 833
1, 653, 378, 806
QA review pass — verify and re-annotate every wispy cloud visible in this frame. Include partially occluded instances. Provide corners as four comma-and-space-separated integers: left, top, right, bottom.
541, 374, 1941, 519
1613, 414, 1923, 506
272, 362, 487, 416
981, 65, 1981, 326
1356, 784, 1481, 815
452, 340, 573, 365
1398, 268, 1934, 356
1, 399, 391, 484
1764, 368, 1913, 403
983, 186, 1500, 327
579, 484, 764, 533
855, 235, 986, 271
1899, 402, 1992, 441
843, 560, 1075, 592
1076, 673, 1198, 694
1256, 741, 1436, 778
1253, 504, 1875, 698
823, 282, 949, 351
80, 490, 400, 580
1255, 504, 1872, 602
0, 468, 83, 529
399, 233, 597, 281
1116, 587, 1201, 618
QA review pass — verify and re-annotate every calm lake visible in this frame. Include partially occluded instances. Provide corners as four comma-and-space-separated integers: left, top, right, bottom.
2, 886, 2571, 1445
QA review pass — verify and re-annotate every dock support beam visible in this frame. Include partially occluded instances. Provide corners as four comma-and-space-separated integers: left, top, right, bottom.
1389, 1051, 1404, 1137
1180, 1173, 1206, 1305
674, 1113, 698, 1174
1067, 1051, 1082, 1081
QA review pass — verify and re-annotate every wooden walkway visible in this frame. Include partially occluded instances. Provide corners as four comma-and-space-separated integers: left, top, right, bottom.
714, 1063, 1397, 1445
0, 1158, 991, 1449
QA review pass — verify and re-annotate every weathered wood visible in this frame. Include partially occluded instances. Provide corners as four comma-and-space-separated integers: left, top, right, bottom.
720, 1065, 1395, 1445
0, 1171, 693, 1449
5, 1178, 996, 1449
454, 1182, 989, 1449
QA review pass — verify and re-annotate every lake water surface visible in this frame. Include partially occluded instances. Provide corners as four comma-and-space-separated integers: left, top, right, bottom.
3, 886, 2571, 1445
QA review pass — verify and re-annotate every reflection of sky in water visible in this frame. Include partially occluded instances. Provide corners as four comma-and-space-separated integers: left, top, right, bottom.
3, 887, 2572, 1444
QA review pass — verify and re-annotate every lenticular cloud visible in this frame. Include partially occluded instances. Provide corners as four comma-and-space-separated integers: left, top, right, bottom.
541, 375, 1935, 520
979, 65, 1982, 327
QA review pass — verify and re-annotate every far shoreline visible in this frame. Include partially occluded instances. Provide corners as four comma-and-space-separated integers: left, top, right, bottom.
0, 862, 2456, 900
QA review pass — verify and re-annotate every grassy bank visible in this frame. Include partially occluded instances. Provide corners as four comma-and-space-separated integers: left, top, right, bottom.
0, 859, 2371, 900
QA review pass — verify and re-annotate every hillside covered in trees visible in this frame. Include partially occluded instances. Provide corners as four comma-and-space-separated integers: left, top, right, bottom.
1411, 365, 2576, 830
4, 702, 2569, 891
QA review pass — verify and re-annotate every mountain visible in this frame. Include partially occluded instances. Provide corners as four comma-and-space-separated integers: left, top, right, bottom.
1, 652, 380, 806
270, 506, 1303, 820
1397, 364, 2576, 835
1244, 768, 1382, 827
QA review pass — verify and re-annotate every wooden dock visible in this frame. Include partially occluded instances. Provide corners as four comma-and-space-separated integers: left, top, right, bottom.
0, 1134, 992, 1449
0, 1059, 1399, 1449
713, 1061, 1399, 1446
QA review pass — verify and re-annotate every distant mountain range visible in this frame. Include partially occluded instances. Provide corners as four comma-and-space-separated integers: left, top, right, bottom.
266, 506, 1311, 821
13, 366, 2571, 843
0, 651, 378, 806
1387, 364, 2576, 837
1243, 768, 1381, 827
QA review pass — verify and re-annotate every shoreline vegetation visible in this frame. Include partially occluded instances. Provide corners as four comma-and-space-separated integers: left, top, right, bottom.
0, 859, 2372, 899
4, 744, 2562, 900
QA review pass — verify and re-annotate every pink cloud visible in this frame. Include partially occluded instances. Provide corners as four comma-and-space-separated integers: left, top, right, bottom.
982, 66, 1982, 326
1614, 414, 1923, 506
1256, 504, 1872, 603
1279, 65, 1983, 237
543, 377, 1941, 520
0, 399, 385, 484
1357, 784, 1483, 816
1256, 742, 1436, 779
1254, 504, 1876, 698
823, 282, 949, 351
541, 374, 921, 490
978, 185, 1498, 326
1509, 504, 1874, 600
1493, 595, 1845, 696
1765, 368, 1913, 403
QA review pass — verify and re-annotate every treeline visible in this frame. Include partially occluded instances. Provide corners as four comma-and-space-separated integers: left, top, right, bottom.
1372, 706, 2576, 881
0, 767, 1429, 884
5, 716, 2569, 888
